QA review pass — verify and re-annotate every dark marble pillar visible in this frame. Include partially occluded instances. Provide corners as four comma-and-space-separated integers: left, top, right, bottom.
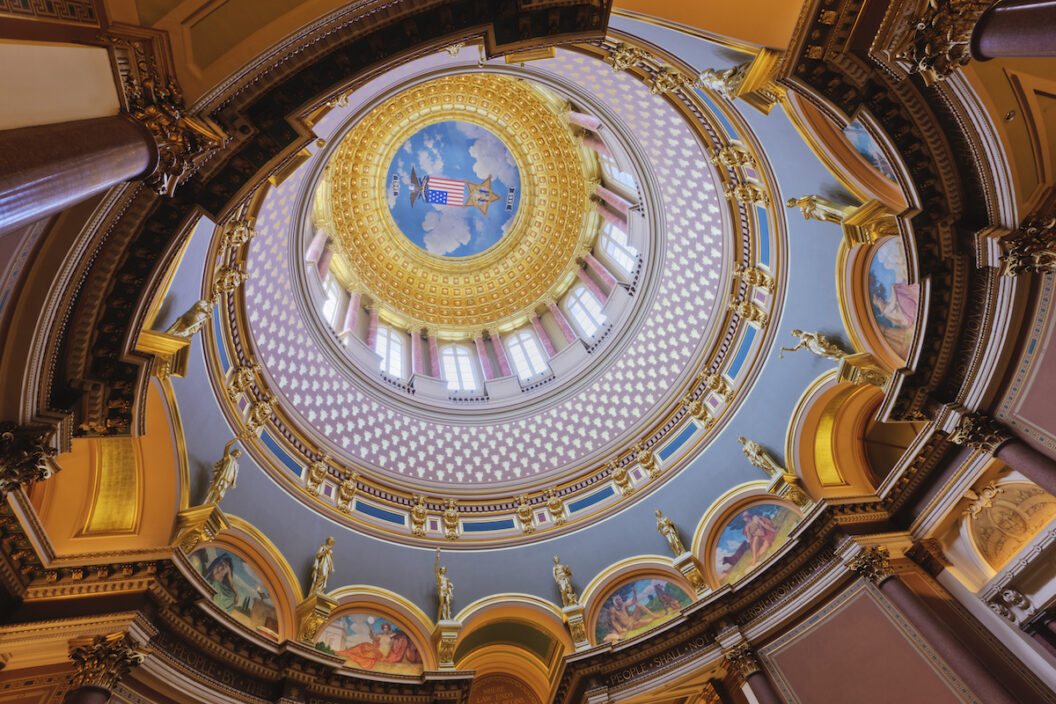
972, 0, 1056, 60
63, 687, 111, 704
0, 115, 156, 235
950, 412, 1056, 497
723, 643, 785, 704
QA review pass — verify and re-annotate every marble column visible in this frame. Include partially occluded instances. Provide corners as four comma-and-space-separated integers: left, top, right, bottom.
567, 111, 603, 131
548, 302, 577, 344
410, 328, 424, 375
305, 228, 328, 263
428, 332, 442, 377
971, 0, 1056, 60
340, 292, 361, 335
595, 184, 631, 215
722, 643, 785, 704
474, 336, 495, 380
849, 547, 1018, 704
596, 202, 628, 231
365, 307, 379, 349
581, 134, 612, 158
585, 252, 618, 289
576, 267, 608, 304
0, 115, 157, 236
490, 331, 512, 377
531, 316, 558, 358
951, 412, 1056, 498
315, 241, 333, 280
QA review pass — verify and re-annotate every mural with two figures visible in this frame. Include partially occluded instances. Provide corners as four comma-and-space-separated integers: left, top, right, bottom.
315, 613, 423, 674
191, 547, 279, 640
713, 503, 799, 585
594, 578, 693, 644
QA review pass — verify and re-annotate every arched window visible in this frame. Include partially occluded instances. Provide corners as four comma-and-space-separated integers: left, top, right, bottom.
565, 285, 606, 338
374, 324, 404, 378
321, 279, 342, 327
600, 222, 638, 275
505, 330, 548, 380
441, 344, 478, 392
599, 153, 636, 191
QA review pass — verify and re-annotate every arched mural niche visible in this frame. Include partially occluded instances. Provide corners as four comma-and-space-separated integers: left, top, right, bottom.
186, 518, 301, 643
696, 487, 802, 589
468, 674, 542, 704
963, 479, 1056, 572
838, 235, 922, 371
581, 558, 694, 646
313, 587, 435, 673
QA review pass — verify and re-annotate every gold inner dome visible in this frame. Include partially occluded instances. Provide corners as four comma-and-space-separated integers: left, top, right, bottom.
322, 74, 595, 331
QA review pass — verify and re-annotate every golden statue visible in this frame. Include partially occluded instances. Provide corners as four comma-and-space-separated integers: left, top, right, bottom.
166, 299, 213, 338
738, 436, 784, 478
204, 444, 240, 505
655, 509, 687, 556
410, 495, 428, 537
635, 442, 660, 478
732, 266, 774, 293
241, 393, 275, 438
553, 556, 579, 607
435, 550, 454, 621
335, 473, 358, 513
785, 195, 849, 224
609, 461, 633, 496
694, 64, 748, 98
442, 499, 460, 540
305, 455, 328, 494
779, 329, 849, 361
309, 537, 335, 595
515, 496, 535, 534
545, 489, 566, 526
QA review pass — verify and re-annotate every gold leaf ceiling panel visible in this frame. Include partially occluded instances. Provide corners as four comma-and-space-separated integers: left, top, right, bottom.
325, 74, 592, 330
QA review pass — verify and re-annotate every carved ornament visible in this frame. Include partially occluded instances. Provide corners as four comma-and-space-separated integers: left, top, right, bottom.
847, 545, 895, 586
68, 632, 144, 691
722, 642, 761, 678
897, 0, 992, 85
0, 423, 57, 498
949, 412, 1013, 454
1000, 216, 1056, 277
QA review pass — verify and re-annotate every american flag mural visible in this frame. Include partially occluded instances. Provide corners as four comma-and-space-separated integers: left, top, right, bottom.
424, 177, 466, 206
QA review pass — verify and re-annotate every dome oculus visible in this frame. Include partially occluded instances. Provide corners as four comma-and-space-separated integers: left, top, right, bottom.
385, 120, 521, 258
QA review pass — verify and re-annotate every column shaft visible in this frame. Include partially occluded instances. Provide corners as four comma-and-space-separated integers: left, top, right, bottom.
581, 134, 612, 157
548, 302, 577, 344
995, 440, 1056, 498
365, 308, 379, 349
474, 336, 495, 380
492, 334, 512, 377
341, 293, 360, 335
429, 334, 442, 377
744, 671, 786, 704
878, 576, 1018, 704
596, 202, 628, 231
63, 686, 111, 704
567, 111, 603, 130
0, 115, 156, 236
595, 184, 631, 215
315, 242, 333, 280
586, 252, 618, 289
577, 267, 608, 304
971, 0, 1056, 60
411, 330, 424, 375
531, 316, 557, 358
305, 228, 328, 263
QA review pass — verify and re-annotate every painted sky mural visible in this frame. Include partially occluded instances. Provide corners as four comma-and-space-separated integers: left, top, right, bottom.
385, 120, 521, 258
315, 613, 423, 674
868, 238, 919, 359
190, 547, 279, 639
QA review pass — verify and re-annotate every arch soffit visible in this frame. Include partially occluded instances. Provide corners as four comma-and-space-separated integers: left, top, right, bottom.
786, 370, 884, 499
456, 594, 572, 655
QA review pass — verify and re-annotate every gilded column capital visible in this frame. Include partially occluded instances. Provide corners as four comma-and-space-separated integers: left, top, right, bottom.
0, 422, 57, 498
68, 632, 144, 692
607, 42, 647, 73
1000, 216, 1056, 276
847, 546, 895, 586
949, 412, 1013, 454
897, 0, 992, 85
722, 642, 762, 678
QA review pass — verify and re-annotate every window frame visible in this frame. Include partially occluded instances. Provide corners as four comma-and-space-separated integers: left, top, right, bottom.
374, 323, 405, 379
440, 344, 479, 392
563, 284, 606, 339
504, 329, 549, 381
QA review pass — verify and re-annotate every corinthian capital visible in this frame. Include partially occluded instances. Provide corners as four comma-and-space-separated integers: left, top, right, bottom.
722, 642, 762, 678
847, 546, 895, 586
0, 422, 57, 498
949, 412, 1013, 454
897, 0, 992, 85
68, 632, 144, 691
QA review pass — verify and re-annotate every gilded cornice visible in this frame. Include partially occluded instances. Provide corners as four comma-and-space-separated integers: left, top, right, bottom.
325, 74, 592, 331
